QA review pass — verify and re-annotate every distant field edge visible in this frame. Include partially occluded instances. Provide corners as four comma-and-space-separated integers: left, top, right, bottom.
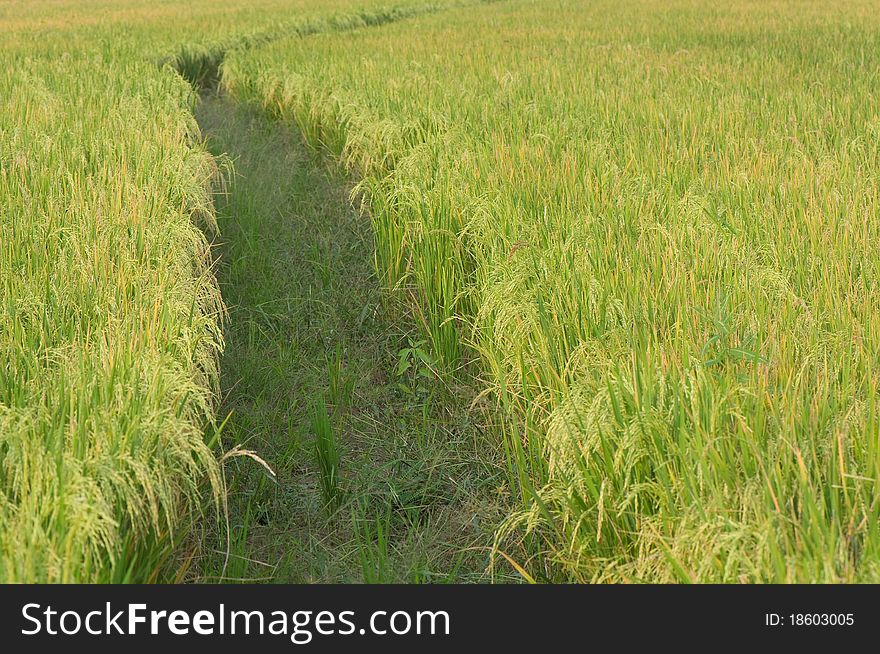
167, 0, 507, 89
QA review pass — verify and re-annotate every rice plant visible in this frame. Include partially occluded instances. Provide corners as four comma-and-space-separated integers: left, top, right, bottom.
311, 399, 342, 513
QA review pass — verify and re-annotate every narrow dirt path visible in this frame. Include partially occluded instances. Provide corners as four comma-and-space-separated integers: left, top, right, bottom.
191, 94, 506, 582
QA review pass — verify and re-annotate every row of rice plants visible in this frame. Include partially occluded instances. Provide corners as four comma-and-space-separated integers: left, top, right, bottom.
0, 38, 224, 582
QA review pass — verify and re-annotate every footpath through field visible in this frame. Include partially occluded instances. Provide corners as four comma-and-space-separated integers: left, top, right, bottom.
192, 95, 507, 582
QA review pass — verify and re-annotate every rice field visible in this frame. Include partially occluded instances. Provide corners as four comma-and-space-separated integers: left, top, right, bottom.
3, 0, 880, 583
223, 0, 880, 582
